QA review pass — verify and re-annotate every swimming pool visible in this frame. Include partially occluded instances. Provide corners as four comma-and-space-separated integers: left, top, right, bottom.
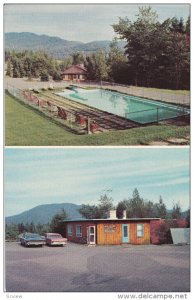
56, 88, 189, 124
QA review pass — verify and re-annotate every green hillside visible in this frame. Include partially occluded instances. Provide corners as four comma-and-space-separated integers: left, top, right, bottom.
5, 32, 125, 59
5, 203, 83, 225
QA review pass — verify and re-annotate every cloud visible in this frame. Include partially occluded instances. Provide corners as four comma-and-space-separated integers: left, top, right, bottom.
5, 148, 190, 215
4, 4, 190, 42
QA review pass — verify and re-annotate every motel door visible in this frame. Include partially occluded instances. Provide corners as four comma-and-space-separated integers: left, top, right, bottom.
122, 224, 130, 243
87, 226, 96, 245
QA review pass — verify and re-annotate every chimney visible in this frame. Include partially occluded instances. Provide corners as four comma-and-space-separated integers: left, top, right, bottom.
107, 210, 117, 219
123, 210, 127, 219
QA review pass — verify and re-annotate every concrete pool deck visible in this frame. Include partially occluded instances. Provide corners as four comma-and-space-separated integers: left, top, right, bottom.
5, 77, 190, 107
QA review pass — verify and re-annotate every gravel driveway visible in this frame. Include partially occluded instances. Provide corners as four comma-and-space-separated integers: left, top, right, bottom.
5, 242, 190, 292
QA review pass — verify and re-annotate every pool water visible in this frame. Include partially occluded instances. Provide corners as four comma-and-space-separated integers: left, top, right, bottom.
57, 88, 189, 124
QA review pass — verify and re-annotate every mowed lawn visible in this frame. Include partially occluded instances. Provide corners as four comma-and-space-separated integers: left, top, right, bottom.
5, 93, 190, 146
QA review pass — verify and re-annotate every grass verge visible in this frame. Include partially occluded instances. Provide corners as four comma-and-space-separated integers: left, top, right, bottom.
5, 92, 190, 146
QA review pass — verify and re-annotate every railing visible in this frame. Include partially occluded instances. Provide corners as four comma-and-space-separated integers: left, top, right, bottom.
75, 80, 190, 107
5, 84, 100, 134
125, 106, 189, 124
5, 82, 190, 129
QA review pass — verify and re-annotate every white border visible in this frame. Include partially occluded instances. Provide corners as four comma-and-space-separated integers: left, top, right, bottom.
1, 1, 192, 300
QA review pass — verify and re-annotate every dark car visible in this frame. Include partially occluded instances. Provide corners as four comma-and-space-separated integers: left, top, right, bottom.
45, 233, 67, 246
20, 232, 46, 247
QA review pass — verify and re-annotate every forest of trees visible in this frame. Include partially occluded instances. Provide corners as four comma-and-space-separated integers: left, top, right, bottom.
78, 188, 189, 221
5, 189, 190, 241
5, 208, 68, 241
5, 7, 190, 90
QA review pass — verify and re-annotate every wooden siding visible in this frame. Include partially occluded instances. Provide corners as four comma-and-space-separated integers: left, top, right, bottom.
64, 220, 151, 245
97, 221, 150, 245
97, 223, 122, 245
129, 222, 150, 245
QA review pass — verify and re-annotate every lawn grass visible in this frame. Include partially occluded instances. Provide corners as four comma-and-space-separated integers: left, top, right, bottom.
5, 92, 190, 146
139, 87, 190, 95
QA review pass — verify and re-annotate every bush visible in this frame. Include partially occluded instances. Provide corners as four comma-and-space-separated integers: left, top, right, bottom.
40, 72, 49, 82
52, 72, 62, 81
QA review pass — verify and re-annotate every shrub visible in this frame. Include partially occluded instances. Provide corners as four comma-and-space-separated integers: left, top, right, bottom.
40, 72, 49, 82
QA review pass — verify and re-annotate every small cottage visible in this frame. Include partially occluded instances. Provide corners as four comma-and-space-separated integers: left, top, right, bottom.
63, 210, 160, 246
61, 64, 87, 81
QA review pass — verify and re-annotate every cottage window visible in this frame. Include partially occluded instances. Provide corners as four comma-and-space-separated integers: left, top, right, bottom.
67, 224, 72, 236
76, 225, 82, 237
137, 224, 144, 237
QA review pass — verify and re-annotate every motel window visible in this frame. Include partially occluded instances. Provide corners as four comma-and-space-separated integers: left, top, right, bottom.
76, 225, 82, 237
67, 224, 72, 236
136, 224, 144, 238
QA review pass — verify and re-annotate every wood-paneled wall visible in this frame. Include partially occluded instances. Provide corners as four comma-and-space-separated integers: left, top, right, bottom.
130, 222, 150, 244
97, 223, 122, 245
97, 221, 150, 245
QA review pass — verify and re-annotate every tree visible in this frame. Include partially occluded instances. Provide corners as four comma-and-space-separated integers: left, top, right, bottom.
108, 38, 129, 83
79, 194, 114, 219
17, 222, 25, 233
59, 57, 73, 72
50, 209, 68, 234
6, 59, 12, 77
116, 201, 127, 219
127, 188, 145, 218
143, 200, 155, 218
71, 52, 85, 65
98, 193, 114, 218
85, 54, 97, 80
36, 223, 51, 236
5, 224, 19, 241
113, 6, 160, 87
155, 196, 167, 218
112, 6, 190, 89
52, 71, 62, 81
79, 204, 100, 219
40, 71, 49, 82
28, 221, 36, 233
12, 57, 21, 78
171, 203, 182, 219
86, 51, 109, 81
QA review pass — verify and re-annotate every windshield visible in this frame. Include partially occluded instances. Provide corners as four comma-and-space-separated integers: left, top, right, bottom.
25, 233, 41, 239
48, 234, 62, 238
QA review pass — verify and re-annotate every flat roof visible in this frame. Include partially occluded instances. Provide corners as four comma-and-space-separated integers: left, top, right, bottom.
62, 218, 161, 222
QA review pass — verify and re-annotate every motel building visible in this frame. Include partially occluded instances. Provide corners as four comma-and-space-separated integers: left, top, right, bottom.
61, 64, 87, 81
63, 210, 161, 246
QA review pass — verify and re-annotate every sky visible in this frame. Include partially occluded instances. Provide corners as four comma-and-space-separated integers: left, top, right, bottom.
4, 147, 190, 216
4, 3, 190, 42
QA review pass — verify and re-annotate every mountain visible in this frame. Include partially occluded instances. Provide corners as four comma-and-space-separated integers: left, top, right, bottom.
5, 203, 188, 226
5, 203, 83, 225
5, 32, 125, 59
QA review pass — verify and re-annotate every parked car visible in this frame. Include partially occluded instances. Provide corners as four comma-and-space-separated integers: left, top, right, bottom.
20, 232, 46, 247
45, 233, 67, 246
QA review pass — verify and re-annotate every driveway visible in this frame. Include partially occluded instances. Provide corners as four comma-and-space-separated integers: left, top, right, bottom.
5, 242, 190, 292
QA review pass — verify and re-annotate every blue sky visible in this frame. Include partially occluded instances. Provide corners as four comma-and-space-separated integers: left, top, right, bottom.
5, 148, 190, 216
4, 3, 190, 42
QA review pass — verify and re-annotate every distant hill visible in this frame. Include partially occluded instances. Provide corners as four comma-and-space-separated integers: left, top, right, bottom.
5, 203, 83, 225
5, 32, 125, 59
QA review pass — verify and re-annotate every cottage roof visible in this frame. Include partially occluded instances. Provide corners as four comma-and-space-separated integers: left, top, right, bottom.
61, 64, 87, 75
62, 218, 161, 222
